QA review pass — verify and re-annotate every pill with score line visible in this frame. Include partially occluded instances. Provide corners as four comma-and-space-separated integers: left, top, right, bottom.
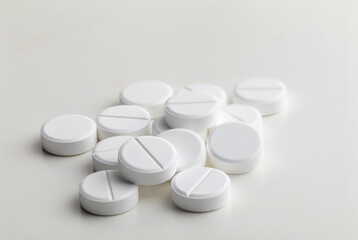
233, 77, 287, 116
118, 136, 177, 185
79, 170, 139, 216
96, 105, 151, 140
164, 91, 220, 132
171, 167, 231, 212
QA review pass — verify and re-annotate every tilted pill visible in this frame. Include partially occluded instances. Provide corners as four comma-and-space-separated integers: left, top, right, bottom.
79, 170, 138, 216
171, 167, 231, 212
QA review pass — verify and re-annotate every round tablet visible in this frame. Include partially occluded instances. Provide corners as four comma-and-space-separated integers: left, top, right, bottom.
178, 83, 227, 106
152, 116, 208, 141
218, 104, 262, 132
79, 170, 138, 216
118, 136, 177, 185
207, 122, 264, 174
96, 105, 150, 140
171, 167, 231, 212
120, 80, 174, 118
41, 114, 97, 156
158, 129, 206, 172
164, 92, 220, 132
92, 136, 133, 172
233, 77, 287, 116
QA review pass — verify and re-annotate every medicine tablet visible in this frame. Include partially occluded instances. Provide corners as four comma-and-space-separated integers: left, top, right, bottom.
118, 136, 177, 185
92, 136, 133, 172
164, 92, 220, 132
207, 122, 264, 174
217, 104, 262, 132
233, 77, 287, 116
96, 105, 150, 140
120, 80, 174, 118
171, 167, 230, 212
178, 83, 227, 106
158, 129, 206, 172
79, 170, 138, 215
152, 116, 208, 141
41, 114, 97, 156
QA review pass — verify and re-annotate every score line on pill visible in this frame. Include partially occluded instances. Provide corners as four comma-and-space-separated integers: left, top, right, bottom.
96, 105, 151, 140
171, 167, 231, 212
233, 77, 287, 116
79, 170, 138, 216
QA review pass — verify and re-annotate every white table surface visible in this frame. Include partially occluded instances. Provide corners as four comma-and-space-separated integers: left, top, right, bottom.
2, 1, 358, 239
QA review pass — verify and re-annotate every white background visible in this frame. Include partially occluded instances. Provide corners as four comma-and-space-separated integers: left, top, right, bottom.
1, 0, 358, 239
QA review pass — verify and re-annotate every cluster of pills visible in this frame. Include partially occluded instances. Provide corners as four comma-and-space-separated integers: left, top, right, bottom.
40, 78, 287, 215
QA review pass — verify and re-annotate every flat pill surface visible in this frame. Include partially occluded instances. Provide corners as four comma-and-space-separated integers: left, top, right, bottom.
164, 91, 220, 132
79, 170, 138, 216
41, 114, 97, 156
120, 80, 173, 118
92, 136, 133, 172
218, 104, 262, 132
158, 129, 206, 172
96, 105, 150, 140
171, 167, 230, 212
233, 77, 287, 116
178, 83, 227, 106
118, 136, 177, 185
207, 122, 264, 174
152, 116, 208, 141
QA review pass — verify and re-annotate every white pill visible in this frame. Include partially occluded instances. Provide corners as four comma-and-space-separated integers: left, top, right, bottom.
178, 83, 227, 106
118, 136, 177, 185
171, 167, 231, 212
158, 129, 206, 172
92, 136, 133, 172
233, 77, 287, 116
151, 116, 208, 141
79, 170, 138, 215
41, 114, 97, 156
207, 122, 264, 174
96, 105, 150, 140
217, 104, 262, 132
164, 91, 220, 132
120, 80, 174, 118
